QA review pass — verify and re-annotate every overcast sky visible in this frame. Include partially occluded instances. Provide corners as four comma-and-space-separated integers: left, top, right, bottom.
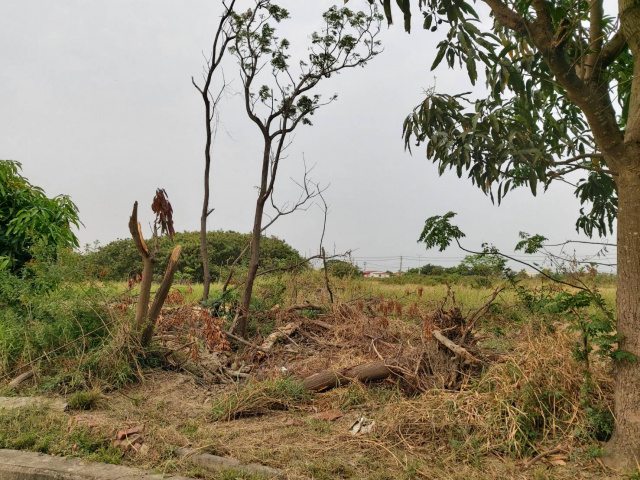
0, 1, 617, 272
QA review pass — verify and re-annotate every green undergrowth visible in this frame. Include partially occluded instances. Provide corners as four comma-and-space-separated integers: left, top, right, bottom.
0, 405, 121, 464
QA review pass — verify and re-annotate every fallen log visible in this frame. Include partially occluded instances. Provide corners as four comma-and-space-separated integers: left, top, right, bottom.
303, 359, 397, 392
432, 330, 481, 364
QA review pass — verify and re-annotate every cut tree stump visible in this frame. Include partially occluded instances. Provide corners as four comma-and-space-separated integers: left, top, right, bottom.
303, 359, 397, 392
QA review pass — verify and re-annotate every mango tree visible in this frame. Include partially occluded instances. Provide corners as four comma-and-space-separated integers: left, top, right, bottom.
370, 0, 638, 471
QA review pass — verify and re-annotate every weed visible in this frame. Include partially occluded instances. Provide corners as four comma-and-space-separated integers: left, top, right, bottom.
337, 383, 368, 409
308, 418, 332, 435
68, 389, 101, 410
0, 406, 121, 464
210, 377, 310, 421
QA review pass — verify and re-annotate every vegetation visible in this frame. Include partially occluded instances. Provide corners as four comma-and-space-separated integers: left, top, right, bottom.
374, 0, 638, 468
326, 259, 362, 278
84, 230, 304, 283
0, 160, 80, 271
0, 268, 622, 479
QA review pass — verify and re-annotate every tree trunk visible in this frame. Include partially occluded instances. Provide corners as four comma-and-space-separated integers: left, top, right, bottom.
236, 198, 265, 337
235, 143, 271, 338
128, 202, 156, 332
603, 164, 640, 471
200, 102, 213, 302
200, 205, 211, 301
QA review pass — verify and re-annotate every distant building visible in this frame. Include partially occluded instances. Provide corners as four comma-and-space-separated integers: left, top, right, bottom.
363, 270, 390, 278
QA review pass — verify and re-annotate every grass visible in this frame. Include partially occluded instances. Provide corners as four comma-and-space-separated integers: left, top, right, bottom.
0, 271, 623, 479
210, 377, 311, 421
68, 389, 101, 410
0, 405, 122, 464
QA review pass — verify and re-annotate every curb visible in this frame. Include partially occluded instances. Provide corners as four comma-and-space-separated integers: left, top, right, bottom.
0, 449, 191, 480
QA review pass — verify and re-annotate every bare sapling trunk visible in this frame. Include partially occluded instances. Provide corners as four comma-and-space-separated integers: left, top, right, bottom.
128, 201, 182, 347
200, 164, 212, 301
322, 247, 334, 304
193, 1, 236, 301
237, 147, 271, 337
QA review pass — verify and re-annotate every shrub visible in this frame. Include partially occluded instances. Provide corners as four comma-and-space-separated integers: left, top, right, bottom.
0, 160, 80, 271
84, 231, 305, 282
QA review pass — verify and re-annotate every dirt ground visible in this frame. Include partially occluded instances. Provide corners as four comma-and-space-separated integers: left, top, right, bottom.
58, 368, 617, 480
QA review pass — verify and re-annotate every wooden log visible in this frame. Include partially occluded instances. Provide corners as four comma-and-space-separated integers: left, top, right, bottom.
432, 330, 481, 364
303, 359, 397, 392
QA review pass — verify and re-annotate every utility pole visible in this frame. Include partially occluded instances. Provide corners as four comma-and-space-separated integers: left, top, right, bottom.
364, 261, 367, 272
418, 254, 422, 275
399, 255, 403, 273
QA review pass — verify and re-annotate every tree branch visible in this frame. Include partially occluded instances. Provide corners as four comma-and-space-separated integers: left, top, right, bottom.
482, 0, 528, 35
598, 29, 627, 68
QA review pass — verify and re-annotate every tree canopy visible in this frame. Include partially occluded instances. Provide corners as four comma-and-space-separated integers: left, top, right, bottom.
0, 160, 80, 271
84, 230, 304, 283
386, 0, 632, 237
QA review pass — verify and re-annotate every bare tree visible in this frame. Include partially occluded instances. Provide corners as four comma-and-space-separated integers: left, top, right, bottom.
228, 2, 382, 337
192, 1, 236, 302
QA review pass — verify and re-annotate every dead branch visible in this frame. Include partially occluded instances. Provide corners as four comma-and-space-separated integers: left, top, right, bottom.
432, 330, 481, 364
257, 322, 299, 353
460, 286, 503, 344
224, 330, 269, 353
524, 444, 567, 468
7, 370, 34, 390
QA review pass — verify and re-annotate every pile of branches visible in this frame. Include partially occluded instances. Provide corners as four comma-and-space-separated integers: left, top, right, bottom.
153, 287, 503, 394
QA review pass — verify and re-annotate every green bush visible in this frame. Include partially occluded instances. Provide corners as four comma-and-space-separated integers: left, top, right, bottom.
0, 160, 80, 271
84, 230, 305, 282
0, 250, 114, 378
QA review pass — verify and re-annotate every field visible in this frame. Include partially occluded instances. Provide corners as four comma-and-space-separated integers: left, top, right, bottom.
0, 271, 624, 479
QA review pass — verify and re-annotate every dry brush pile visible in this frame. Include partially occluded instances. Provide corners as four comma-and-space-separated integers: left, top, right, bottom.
152, 284, 613, 463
